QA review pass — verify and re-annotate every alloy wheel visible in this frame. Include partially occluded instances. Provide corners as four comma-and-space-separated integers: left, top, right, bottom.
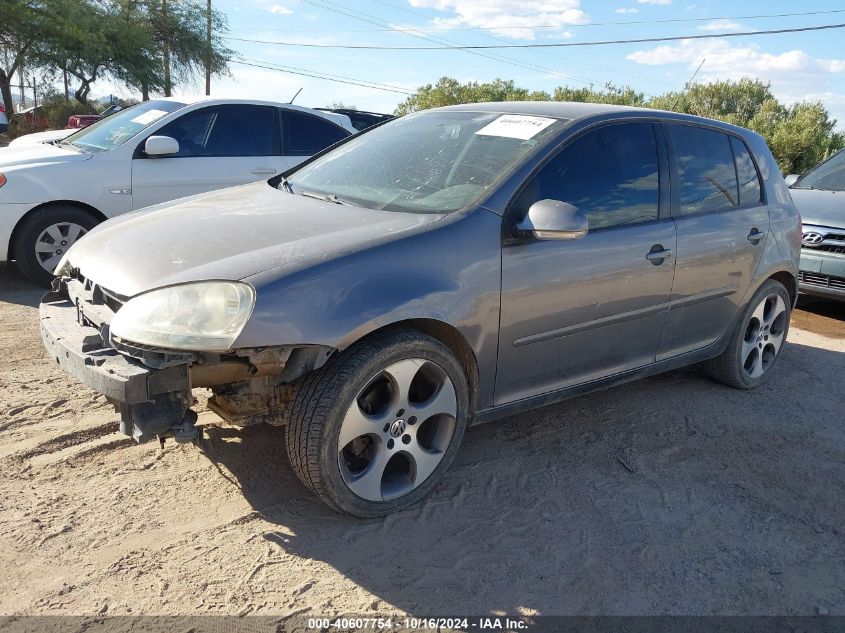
741, 293, 788, 379
337, 358, 457, 502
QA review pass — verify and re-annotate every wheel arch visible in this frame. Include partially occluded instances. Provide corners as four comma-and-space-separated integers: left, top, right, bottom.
768, 270, 798, 306
7, 200, 106, 260
344, 318, 481, 416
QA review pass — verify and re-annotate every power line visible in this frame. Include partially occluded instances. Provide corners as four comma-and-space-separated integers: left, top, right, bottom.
239, 57, 412, 93
365, 0, 669, 92
292, 0, 598, 87
230, 60, 412, 94
226, 21, 845, 49
232, 8, 845, 33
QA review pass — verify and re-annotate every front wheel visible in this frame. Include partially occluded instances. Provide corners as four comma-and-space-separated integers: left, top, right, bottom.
286, 329, 470, 517
705, 279, 792, 389
14, 205, 99, 286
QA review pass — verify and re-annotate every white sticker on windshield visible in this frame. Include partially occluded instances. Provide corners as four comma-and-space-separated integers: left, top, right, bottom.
475, 114, 556, 140
130, 109, 168, 125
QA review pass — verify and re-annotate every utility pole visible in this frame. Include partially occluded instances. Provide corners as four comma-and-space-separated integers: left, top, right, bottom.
162, 0, 172, 97
205, 0, 212, 95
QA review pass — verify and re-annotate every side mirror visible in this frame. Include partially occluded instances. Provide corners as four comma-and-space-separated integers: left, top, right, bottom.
144, 135, 179, 157
784, 174, 800, 187
515, 199, 588, 240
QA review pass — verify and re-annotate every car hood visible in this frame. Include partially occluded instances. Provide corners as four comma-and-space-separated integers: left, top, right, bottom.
0, 141, 91, 169
66, 181, 445, 297
789, 188, 845, 228
7, 129, 73, 147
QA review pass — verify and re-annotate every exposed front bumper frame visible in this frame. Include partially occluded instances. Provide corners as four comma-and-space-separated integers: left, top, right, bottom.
40, 288, 195, 442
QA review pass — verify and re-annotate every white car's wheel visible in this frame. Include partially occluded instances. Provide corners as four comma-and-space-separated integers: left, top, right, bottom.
14, 205, 99, 286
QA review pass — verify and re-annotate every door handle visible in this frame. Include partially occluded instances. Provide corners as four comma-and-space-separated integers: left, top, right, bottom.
747, 228, 766, 244
251, 168, 278, 175
646, 246, 673, 264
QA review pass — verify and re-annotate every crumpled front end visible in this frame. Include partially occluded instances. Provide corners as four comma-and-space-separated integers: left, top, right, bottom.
40, 273, 332, 444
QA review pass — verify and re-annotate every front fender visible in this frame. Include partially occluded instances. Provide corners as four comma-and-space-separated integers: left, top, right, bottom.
237, 209, 503, 407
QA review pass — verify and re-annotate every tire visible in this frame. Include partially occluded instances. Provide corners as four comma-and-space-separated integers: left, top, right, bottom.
286, 328, 470, 517
704, 279, 792, 389
13, 205, 99, 286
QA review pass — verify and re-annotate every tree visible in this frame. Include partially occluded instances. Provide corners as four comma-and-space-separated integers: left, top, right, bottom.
397, 76, 844, 173
138, 0, 232, 98
396, 77, 551, 115
0, 0, 51, 114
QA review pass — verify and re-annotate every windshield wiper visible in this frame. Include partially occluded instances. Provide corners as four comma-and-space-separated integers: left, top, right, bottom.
277, 176, 294, 193
56, 140, 82, 153
299, 190, 350, 205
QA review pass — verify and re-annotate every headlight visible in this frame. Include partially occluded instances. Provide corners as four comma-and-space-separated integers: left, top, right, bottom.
0, 173, 6, 188
110, 281, 255, 352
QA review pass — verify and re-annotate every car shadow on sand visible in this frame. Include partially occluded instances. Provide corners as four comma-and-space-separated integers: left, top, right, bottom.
198, 341, 845, 615
0, 263, 43, 308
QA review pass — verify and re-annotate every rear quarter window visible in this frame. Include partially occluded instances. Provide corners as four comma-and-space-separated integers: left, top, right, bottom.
283, 110, 349, 155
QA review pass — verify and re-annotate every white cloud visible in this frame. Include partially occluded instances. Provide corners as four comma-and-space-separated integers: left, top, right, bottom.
408, 0, 589, 40
615, 7, 639, 14
697, 19, 743, 32
267, 4, 293, 14
627, 39, 845, 120
638, 0, 672, 4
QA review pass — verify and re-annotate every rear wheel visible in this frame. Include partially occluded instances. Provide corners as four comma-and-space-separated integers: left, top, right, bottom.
286, 329, 470, 517
14, 205, 99, 286
705, 279, 791, 389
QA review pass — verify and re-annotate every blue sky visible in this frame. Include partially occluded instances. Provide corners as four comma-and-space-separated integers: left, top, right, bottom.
154, 0, 845, 122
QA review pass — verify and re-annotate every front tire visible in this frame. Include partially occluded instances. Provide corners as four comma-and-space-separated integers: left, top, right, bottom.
14, 205, 99, 286
705, 279, 791, 389
286, 329, 470, 517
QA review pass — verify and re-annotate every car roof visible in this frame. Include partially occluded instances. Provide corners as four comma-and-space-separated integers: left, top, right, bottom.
159, 96, 356, 131
434, 101, 754, 136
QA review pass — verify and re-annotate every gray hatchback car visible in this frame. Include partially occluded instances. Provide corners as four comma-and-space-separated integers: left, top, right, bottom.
40, 102, 800, 516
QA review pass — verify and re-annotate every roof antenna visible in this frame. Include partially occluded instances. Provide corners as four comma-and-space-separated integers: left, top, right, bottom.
289, 88, 303, 104
671, 58, 705, 111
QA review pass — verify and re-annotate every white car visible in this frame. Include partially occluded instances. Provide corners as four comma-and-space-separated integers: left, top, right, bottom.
8, 129, 73, 148
0, 97, 356, 284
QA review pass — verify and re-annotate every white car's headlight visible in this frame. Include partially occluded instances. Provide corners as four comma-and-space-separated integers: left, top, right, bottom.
110, 281, 255, 352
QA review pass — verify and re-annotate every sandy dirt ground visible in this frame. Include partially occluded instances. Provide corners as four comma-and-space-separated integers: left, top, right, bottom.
0, 263, 843, 618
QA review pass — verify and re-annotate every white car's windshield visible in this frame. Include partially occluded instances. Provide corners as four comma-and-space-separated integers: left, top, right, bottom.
63, 100, 186, 153
287, 110, 568, 213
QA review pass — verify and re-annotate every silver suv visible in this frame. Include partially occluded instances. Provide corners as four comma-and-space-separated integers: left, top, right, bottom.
40, 103, 801, 517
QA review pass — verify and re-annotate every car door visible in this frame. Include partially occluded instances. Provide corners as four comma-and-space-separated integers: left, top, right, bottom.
280, 109, 351, 170
496, 121, 677, 405
656, 124, 769, 359
130, 104, 284, 210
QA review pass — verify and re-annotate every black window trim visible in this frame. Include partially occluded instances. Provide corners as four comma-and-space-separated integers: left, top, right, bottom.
660, 121, 766, 220
133, 103, 282, 159
503, 117, 670, 235
280, 108, 351, 157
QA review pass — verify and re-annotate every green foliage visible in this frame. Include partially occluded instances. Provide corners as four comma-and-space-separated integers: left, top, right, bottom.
397, 76, 845, 174
0, 0, 231, 110
395, 77, 551, 115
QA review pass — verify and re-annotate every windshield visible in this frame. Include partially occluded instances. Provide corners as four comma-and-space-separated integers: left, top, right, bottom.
63, 100, 186, 153
794, 149, 845, 191
287, 110, 568, 213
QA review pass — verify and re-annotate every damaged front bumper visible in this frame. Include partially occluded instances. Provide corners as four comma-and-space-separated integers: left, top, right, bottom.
40, 276, 334, 444
40, 289, 197, 443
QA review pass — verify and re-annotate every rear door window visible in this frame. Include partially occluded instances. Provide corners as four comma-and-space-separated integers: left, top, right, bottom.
667, 125, 739, 216
283, 110, 349, 155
